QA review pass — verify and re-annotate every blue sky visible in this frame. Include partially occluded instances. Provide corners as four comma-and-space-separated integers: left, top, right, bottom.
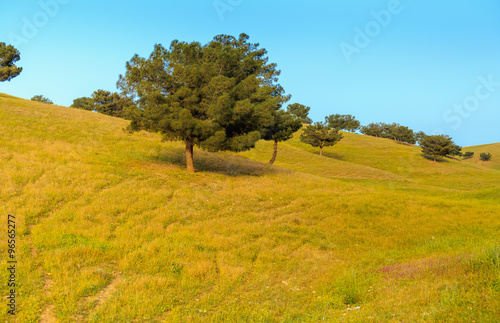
1, 0, 499, 146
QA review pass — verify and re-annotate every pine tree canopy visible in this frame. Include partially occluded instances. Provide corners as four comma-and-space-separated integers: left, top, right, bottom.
71, 97, 94, 111
287, 103, 312, 124
0, 42, 22, 82
300, 122, 343, 156
325, 114, 360, 132
419, 134, 455, 162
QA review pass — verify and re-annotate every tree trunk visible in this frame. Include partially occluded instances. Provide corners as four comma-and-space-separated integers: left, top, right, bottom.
185, 141, 195, 172
433, 156, 436, 162
319, 146, 323, 156
269, 140, 278, 164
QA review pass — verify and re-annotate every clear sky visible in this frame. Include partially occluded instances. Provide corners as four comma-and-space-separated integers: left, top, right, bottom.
1, 0, 499, 146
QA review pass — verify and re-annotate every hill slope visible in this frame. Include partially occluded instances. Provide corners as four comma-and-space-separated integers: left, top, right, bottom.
241, 129, 499, 190
463, 142, 500, 171
1, 94, 499, 322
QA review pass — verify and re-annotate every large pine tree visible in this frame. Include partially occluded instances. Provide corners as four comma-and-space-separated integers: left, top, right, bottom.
118, 34, 287, 172
419, 134, 455, 162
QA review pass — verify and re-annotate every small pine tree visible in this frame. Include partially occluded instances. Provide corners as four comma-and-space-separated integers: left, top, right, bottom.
300, 122, 343, 156
479, 152, 492, 161
261, 108, 303, 164
31, 95, 53, 104
462, 151, 474, 159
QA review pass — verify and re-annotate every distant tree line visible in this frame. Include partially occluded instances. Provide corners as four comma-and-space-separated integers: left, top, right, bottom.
71, 89, 136, 119
358, 121, 486, 162
31, 95, 53, 104
360, 122, 416, 144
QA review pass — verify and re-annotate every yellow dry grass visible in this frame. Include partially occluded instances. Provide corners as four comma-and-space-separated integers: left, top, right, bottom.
0, 94, 499, 322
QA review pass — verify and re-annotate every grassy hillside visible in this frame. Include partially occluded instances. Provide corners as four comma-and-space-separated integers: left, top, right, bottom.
462, 143, 500, 171
1, 94, 499, 322
242, 130, 500, 190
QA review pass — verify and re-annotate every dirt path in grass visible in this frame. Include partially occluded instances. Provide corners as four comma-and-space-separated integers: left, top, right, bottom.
72, 274, 123, 321
40, 276, 57, 323
93, 276, 123, 308
27, 230, 58, 323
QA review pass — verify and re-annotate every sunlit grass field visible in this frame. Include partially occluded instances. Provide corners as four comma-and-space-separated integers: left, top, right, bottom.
462, 143, 500, 171
1, 93, 499, 322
